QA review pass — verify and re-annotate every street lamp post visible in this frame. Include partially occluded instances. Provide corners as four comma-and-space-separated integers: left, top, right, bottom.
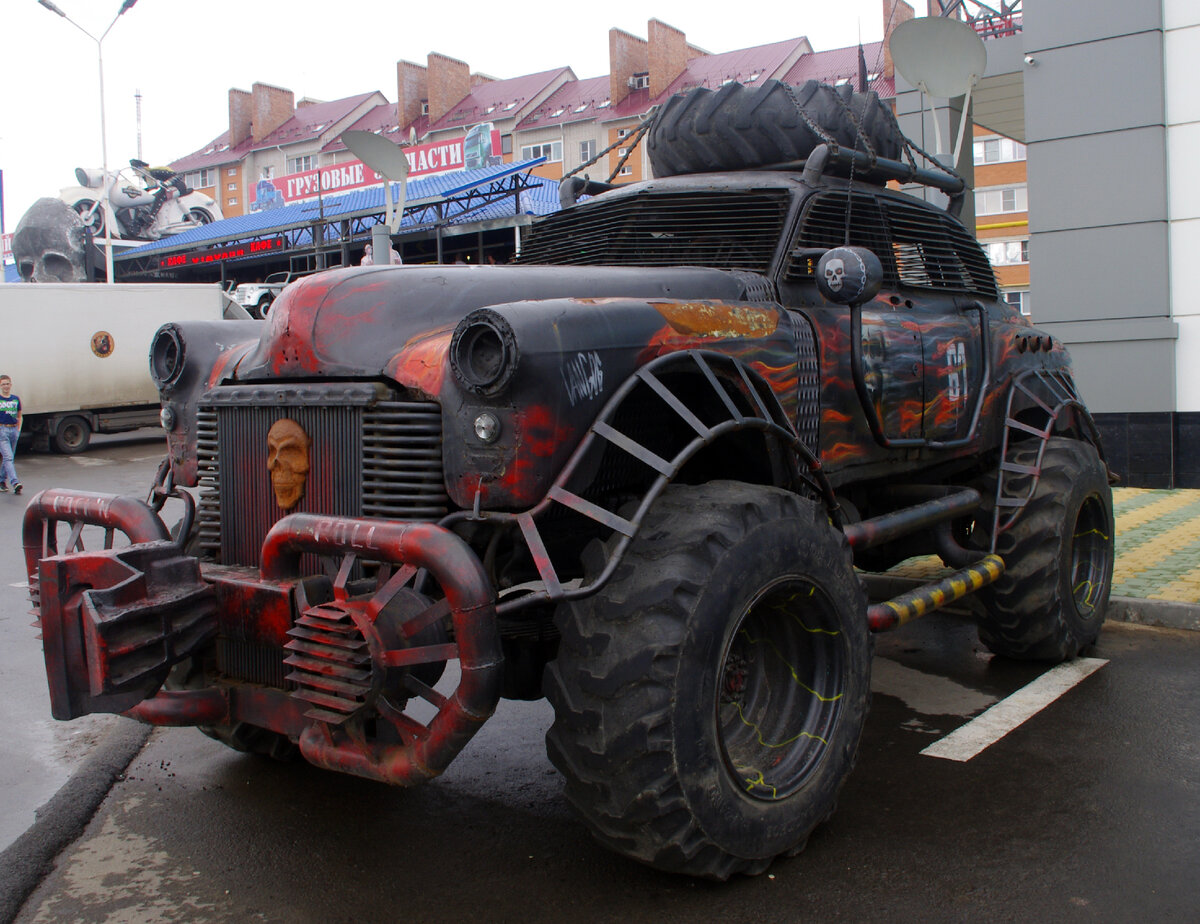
37, 0, 140, 284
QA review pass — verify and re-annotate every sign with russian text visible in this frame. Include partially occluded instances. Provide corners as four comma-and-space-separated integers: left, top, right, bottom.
158, 236, 285, 268
250, 126, 501, 211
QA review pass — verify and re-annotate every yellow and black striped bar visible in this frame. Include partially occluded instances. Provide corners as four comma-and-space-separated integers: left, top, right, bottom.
867, 554, 1005, 631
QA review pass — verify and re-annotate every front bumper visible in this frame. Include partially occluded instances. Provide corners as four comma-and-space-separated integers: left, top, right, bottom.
23, 489, 502, 786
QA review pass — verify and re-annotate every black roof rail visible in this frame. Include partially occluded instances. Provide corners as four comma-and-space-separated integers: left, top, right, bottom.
771, 144, 967, 218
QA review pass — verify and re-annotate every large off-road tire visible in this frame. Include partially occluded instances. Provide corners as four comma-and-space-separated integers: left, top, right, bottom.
647, 78, 903, 178
544, 481, 871, 879
975, 437, 1114, 661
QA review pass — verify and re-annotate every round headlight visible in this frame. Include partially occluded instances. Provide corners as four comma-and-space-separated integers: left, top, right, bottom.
149, 325, 186, 389
450, 309, 518, 396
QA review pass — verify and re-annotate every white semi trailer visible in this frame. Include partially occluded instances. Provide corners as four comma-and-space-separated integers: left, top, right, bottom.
0, 283, 238, 452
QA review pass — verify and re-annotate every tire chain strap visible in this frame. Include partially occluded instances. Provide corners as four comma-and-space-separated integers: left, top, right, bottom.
560, 109, 658, 183
604, 119, 654, 184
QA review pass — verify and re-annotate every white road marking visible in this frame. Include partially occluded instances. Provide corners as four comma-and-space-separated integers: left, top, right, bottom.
920, 657, 1109, 762
871, 657, 997, 717
69, 457, 113, 467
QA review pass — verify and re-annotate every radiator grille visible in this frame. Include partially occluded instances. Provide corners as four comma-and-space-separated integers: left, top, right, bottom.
195, 386, 448, 567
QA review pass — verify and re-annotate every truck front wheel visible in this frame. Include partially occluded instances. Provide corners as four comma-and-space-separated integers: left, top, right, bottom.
53, 416, 92, 454
545, 481, 870, 879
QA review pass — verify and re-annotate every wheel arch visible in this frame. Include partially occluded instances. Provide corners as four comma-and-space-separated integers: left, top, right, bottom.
451, 350, 835, 614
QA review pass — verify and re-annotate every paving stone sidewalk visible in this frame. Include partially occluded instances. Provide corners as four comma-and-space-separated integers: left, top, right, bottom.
883, 487, 1200, 607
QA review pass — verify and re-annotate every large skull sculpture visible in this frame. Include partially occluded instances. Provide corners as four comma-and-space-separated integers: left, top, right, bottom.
823, 257, 846, 292
12, 198, 90, 282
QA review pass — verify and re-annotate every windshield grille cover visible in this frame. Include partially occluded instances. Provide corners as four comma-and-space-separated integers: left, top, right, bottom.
517, 189, 790, 272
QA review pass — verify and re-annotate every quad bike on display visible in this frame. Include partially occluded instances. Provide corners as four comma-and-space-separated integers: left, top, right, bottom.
21, 79, 1114, 880
61, 158, 222, 242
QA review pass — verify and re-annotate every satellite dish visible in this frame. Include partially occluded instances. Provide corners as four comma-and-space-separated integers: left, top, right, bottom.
889, 17, 987, 163
341, 129, 409, 233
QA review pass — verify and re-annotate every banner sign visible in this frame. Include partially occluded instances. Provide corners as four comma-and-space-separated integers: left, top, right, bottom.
158, 236, 285, 268
250, 126, 501, 211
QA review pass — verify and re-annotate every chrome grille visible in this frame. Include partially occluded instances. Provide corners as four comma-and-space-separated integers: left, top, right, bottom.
195, 385, 448, 567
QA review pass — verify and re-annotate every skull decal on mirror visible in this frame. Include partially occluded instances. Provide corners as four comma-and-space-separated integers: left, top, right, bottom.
267, 418, 311, 510
823, 257, 846, 292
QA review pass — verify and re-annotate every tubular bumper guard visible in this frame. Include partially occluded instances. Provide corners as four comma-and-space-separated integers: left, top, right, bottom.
24, 489, 503, 786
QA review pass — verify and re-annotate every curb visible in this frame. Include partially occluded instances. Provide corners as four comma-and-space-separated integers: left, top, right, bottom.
0, 719, 151, 924
1107, 595, 1200, 632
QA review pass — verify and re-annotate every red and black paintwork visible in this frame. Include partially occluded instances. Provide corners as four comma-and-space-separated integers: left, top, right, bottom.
21, 162, 1103, 787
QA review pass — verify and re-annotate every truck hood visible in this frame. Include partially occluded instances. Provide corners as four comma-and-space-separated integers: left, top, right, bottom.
236, 264, 764, 389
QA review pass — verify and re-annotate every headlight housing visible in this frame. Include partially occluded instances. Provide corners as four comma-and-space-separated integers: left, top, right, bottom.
149, 325, 186, 390
450, 309, 519, 396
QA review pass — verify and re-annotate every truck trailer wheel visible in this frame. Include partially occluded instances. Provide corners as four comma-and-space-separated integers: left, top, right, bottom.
53, 416, 92, 454
544, 481, 870, 879
975, 437, 1114, 661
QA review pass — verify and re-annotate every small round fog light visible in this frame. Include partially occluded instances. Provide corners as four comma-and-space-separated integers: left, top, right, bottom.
474, 412, 501, 444
160, 406, 177, 432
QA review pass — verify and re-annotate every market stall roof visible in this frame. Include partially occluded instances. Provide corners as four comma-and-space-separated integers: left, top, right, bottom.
118, 158, 560, 261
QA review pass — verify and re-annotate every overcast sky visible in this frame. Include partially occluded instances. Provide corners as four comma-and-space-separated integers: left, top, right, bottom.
1, 0, 921, 231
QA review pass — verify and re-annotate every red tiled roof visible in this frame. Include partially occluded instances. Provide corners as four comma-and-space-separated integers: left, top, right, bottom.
321, 102, 407, 153
659, 37, 809, 99
170, 131, 253, 172
515, 75, 612, 130
252, 91, 382, 150
425, 68, 573, 134
784, 41, 894, 97
605, 37, 809, 121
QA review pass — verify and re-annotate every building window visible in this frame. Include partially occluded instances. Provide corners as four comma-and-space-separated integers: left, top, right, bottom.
985, 239, 1030, 265
974, 136, 1026, 165
580, 139, 596, 162
520, 141, 563, 162
617, 128, 631, 138
630, 73, 649, 90
618, 165, 632, 176
1004, 290, 1032, 316
975, 185, 1028, 215
501, 134, 513, 155
227, 167, 237, 177
184, 169, 214, 188
227, 197, 238, 206
288, 155, 315, 174
421, 101, 429, 115
227, 183, 237, 192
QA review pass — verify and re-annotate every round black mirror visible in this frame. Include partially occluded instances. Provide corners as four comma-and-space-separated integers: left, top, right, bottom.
815, 246, 883, 306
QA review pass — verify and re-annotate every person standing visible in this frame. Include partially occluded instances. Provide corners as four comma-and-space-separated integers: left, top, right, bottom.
0, 375, 23, 495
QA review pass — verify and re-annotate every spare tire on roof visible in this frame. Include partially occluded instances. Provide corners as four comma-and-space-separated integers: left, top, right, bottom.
647, 78, 905, 178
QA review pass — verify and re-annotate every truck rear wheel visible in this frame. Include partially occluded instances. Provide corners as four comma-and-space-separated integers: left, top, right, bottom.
544, 481, 870, 879
975, 437, 1114, 661
53, 416, 92, 454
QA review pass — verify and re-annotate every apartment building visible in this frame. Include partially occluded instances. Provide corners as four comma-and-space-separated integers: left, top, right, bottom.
170, 9, 912, 215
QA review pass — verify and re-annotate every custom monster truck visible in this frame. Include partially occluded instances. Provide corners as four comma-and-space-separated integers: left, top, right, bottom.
22, 80, 1114, 880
